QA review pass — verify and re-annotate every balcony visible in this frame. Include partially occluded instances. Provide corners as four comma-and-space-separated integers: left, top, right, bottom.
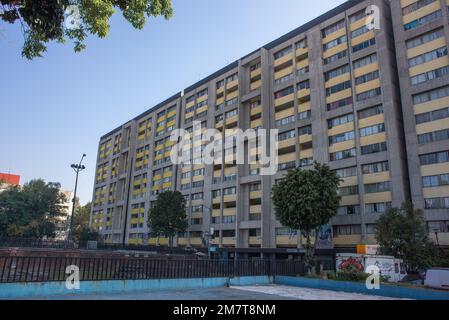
222, 237, 236, 246
249, 237, 262, 246
276, 235, 298, 247
250, 190, 262, 199
223, 194, 237, 203
274, 93, 294, 108
250, 105, 262, 116
250, 205, 262, 214
274, 54, 292, 68
226, 79, 239, 91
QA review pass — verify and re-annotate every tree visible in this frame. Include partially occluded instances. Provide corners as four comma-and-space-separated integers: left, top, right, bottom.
71, 201, 91, 244
272, 162, 341, 269
376, 202, 438, 271
148, 190, 187, 248
0, 0, 173, 59
0, 179, 67, 238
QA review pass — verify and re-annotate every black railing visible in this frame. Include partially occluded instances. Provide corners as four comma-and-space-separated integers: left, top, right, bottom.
0, 256, 307, 283
0, 237, 75, 249
96, 243, 207, 254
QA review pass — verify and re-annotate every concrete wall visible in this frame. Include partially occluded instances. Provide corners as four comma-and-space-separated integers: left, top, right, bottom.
0, 276, 273, 300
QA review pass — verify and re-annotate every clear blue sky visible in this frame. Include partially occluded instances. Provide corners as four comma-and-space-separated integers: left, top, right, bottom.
0, 0, 346, 205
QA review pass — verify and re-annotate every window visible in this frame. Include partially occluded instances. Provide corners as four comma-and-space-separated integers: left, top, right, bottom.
427, 221, 449, 232
423, 174, 449, 188
406, 28, 444, 49
358, 105, 383, 119
225, 109, 238, 119
360, 123, 385, 137
298, 110, 311, 121
416, 107, 449, 124
323, 50, 348, 65
226, 73, 238, 83
361, 142, 387, 155
411, 66, 449, 86
275, 73, 294, 86
404, 10, 442, 31
362, 161, 389, 174
222, 230, 236, 237
249, 229, 261, 237
329, 131, 355, 145
425, 197, 449, 209
279, 129, 296, 141
335, 166, 357, 178
356, 87, 381, 101
333, 225, 362, 236
298, 125, 312, 136
295, 38, 307, 49
338, 185, 359, 196
351, 25, 370, 38
366, 202, 392, 214
323, 35, 347, 51
352, 38, 376, 53
353, 53, 377, 70
355, 70, 380, 85
326, 80, 351, 96
274, 86, 294, 99
365, 181, 391, 193
420, 151, 449, 165
337, 205, 361, 216
325, 64, 350, 81
297, 80, 310, 90
322, 20, 346, 38
276, 115, 296, 127
216, 80, 225, 89
223, 215, 236, 224
274, 46, 292, 60
349, 10, 367, 23
327, 97, 353, 111
418, 129, 449, 144
330, 148, 356, 161
223, 187, 236, 195
403, 0, 438, 15
413, 85, 449, 105
328, 114, 354, 129
409, 47, 448, 67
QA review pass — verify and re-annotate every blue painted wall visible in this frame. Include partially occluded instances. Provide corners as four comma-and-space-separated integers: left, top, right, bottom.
0, 276, 272, 299
276, 276, 449, 300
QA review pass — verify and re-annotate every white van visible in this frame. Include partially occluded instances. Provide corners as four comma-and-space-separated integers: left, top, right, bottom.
425, 268, 449, 290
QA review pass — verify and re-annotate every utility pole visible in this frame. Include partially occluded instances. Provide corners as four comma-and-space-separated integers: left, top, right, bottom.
68, 154, 86, 243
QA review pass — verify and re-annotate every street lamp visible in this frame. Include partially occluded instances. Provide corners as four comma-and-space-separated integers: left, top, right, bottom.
68, 154, 86, 243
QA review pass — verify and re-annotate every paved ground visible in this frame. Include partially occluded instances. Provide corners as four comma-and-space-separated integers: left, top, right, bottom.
27, 285, 407, 300
232, 285, 409, 300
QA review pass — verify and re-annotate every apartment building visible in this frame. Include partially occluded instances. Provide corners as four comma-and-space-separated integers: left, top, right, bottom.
90, 0, 449, 250
391, 0, 449, 246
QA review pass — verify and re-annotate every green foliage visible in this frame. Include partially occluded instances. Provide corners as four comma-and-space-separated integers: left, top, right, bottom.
148, 190, 187, 247
272, 162, 341, 268
78, 227, 101, 245
0, 0, 173, 59
71, 201, 92, 244
0, 179, 67, 238
376, 202, 438, 271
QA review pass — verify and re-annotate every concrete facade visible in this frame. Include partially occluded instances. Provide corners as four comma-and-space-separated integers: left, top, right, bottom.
90, 0, 449, 249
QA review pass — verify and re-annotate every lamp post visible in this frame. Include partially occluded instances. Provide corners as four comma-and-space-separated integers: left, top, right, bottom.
202, 205, 215, 258
68, 154, 86, 243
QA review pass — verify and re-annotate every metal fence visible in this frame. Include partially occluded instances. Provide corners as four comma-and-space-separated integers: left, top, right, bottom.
0, 237, 75, 250
0, 256, 307, 283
